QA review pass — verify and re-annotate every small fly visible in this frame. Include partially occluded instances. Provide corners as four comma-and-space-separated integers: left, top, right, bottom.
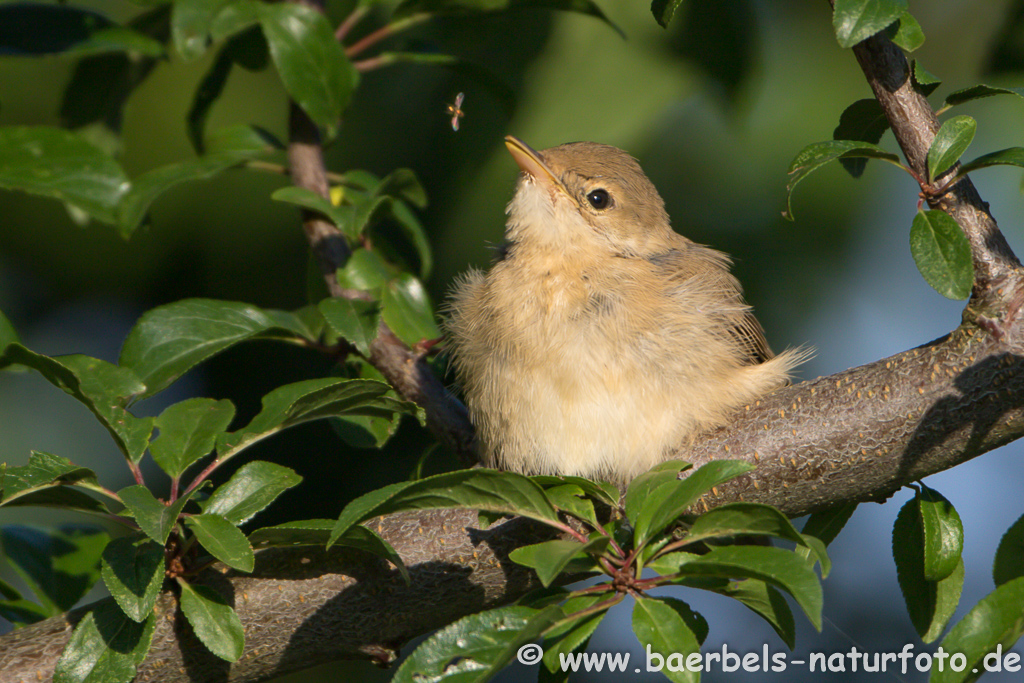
446, 92, 465, 131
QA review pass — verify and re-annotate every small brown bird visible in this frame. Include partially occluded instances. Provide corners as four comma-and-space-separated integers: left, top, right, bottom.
446, 136, 807, 485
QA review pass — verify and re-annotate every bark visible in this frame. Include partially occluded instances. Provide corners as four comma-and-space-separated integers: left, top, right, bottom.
5, 14, 1024, 683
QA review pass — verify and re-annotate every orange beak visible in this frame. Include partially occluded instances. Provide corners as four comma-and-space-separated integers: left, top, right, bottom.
504, 136, 563, 193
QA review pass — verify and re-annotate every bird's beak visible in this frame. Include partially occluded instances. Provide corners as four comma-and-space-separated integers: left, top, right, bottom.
505, 136, 563, 194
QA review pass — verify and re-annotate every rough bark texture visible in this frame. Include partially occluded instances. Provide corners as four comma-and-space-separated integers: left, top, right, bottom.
5, 13, 1024, 683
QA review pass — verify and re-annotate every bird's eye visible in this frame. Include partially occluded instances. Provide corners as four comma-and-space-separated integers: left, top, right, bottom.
586, 189, 610, 210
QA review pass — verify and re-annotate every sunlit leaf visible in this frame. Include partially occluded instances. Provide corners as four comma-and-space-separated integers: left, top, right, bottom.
177, 580, 245, 662
150, 398, 235, 479
509, 538, 609, 587
185, 514, 254, 572
118, 486, 193, 545
927, 115, 976, 181
832, 0, 907, 48
784, 140, 902, 220
909, 210, 973, 300
993, 513, 1024, 586
202, 461, 302, 526
632, 597, 703, 683
53, 601, 155, 683
933, 577, 1024, 683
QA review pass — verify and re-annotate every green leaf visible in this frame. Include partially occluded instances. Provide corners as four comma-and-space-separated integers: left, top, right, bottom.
391, 604, 563, 683
684, 502, 807, 547
319, 298, 381, 356
933, 577, 1024, 683
889, 11, 924, 51
0, 308, 19, 352
800, 503, 857, 548
633, 460, 754, 547
150, 398, 236, 479
119, 299, 315, 398
381, 273, 441, 346
509, 538, 609, 588
542, 485, 598, 527
784, 140, 902, 220
329, 361, 408, 449
927, 115, 976, 181
53, 601, 155, 683
832, 0, 907, 48
171, 0, 234, 60
957, 147, 1024, 177
271, 186, 358, 241
184, 514, 254, 572
918, 484, 963, 581
249, 520, 410, 583
893, 495, 964, 642
658, 545, 823, 630
713, 579, 797, 648
0, 346, 153, 462
0, 126, 129, 225
532, 475, 619, 509
651, 0, 685, 28
337, 247, 395, 290
256, 2, 358, 138
0, 4, 163, 57
944, 85, 1024, 109
177, 580, 245, 662
330, 469, 559, 547
911, 59, 941, 97
216, 378, 421, 462
395, 0, 623, 38
833, 99, 889, 178
100, 535, 165, 622
0, 451, 100, 508
994, 513, 1024, 586
0, 591, 52, 627
0, 525, 108, 615
632, 597, 703, 683
624, 459, 691, 523
541, 595, 608, 673
118, 485, 193, 545
202, 461, 302, 526
909, 210, 973, 300
117, 148, 270, 237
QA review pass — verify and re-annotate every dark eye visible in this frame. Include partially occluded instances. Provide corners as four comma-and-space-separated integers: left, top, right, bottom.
586, 189, 610, 210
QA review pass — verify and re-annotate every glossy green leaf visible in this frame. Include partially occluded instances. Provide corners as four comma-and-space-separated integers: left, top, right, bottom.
184, 514, 254, 572
624, 460, 691, 523
216, 378, 421, 462
271, 186, 357, 241
0, 126, 129, 225
53, 601, 155, 683
532, 475, 619, 509
209, 0, 258, 41
800, 503, 857, 547
833, 99, 889, 178
100, 535, 164, 622
993, 513, 1024, 586
171, 0, 234, 60
909, 210, 973, 300
330, 469, 559, 547
651, 0, 685, 28
0, 346, 152, 462
381, 273, 441, 346
118, 485, 193, 545
714, 579, 796, 648
0, 309, 19, 352
257, 2, 358, 138
509, 538, 609, 587
832, 0, 907, 48
890, 11, 924, 51
120, 299, 315, 398
337, 248, 394, 291
944, 84, 1024, 109
933, 577, 1024, 683
117, 148, 270, 237
911, 59, 941, 96
632, 597, 703, 683
202, 461, 302, 526
319, 298, 381, 356
893, 495, 965, 641
684, 501, 807, 546
395, 0, 623, 37
542, 485, 598, 527
391, 604, 563, 683
541, 594, 608, 673
927, 115, 976, 181
249, 520, 410, 583
633, 460, 754, 547
177, 580, 245, 662
0, 525, 108, 615
918, 484, 963, 581
658, 545, 823, 629
0, 4, 163, 57
784, 140, 902, 220
0, 591, 51, 627
0, 451, 100, 507
958, 147, 1024, 177
150, 398, 236, 479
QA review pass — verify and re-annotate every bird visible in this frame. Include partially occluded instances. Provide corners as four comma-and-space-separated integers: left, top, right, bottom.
445, 136, 807, 486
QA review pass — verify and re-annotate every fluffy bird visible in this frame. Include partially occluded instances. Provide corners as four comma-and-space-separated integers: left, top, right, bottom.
446, 136, 806, 485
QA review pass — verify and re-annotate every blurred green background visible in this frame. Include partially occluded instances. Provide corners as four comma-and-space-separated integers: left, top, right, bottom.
2, 0, 1024, 680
